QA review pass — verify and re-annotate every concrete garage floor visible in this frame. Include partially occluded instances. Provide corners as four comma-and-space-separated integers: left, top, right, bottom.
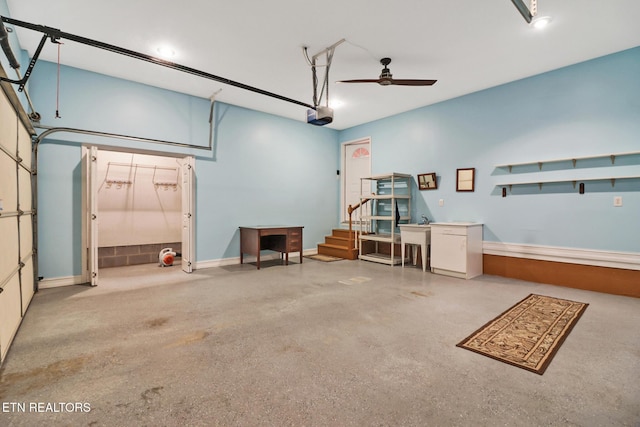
1, 259, 639, 426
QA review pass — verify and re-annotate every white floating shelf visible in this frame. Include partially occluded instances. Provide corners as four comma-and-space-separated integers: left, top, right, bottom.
495, 151, 640, 172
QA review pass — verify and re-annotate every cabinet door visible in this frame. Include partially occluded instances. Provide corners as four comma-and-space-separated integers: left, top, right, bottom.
431, 231, 467, 273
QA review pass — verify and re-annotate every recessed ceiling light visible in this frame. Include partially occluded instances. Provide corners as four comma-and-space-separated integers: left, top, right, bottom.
329, 99, 344, 109
156, 45, 176, 59
530, 16, 552, 30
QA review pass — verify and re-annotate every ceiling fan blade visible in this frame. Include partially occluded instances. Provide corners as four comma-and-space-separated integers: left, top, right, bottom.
337, 79, 381, 84
390, 79, 437, 86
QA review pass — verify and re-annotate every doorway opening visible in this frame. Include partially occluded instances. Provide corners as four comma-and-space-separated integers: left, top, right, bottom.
341, 137, 372, 225
81, 146, 195, 286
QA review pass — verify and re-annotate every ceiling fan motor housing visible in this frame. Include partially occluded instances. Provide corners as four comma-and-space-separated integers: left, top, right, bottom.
379, 57, 393, 84
379, 69, 393, 84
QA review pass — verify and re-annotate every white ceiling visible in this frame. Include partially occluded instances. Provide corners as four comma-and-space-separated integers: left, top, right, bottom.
5, 0, 640, 130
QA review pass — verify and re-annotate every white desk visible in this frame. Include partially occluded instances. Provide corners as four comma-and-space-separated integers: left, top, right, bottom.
399, 224, 431, 272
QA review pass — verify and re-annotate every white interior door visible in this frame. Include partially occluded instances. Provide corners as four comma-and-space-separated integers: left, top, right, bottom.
342, 138, 371, 223
81, 146, 99, 286
181, 156, 195, 273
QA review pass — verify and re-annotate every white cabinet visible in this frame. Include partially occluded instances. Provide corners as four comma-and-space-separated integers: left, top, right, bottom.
430, 222, 483, 279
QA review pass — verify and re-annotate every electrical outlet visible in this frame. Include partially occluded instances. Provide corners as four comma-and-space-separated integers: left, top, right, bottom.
613, 196, 623, 207
439, 199, 444, 207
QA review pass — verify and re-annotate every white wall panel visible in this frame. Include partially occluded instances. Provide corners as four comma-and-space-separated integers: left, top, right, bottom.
97, 150, 182, 247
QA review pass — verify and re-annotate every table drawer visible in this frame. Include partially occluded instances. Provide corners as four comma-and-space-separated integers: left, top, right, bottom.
288, 229, 302, 251
288, 240, 301, 251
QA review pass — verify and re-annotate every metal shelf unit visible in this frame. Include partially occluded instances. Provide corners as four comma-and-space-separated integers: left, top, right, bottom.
358, 173, 412, 265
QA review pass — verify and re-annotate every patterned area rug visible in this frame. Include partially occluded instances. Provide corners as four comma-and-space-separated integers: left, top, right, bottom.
305, 254, 343, 262
457, 294, 588, 375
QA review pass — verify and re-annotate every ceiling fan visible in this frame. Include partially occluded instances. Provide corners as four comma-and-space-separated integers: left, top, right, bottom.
338, 57, 437, 86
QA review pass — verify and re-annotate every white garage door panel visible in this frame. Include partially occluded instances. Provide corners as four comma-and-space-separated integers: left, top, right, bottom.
1, 83, 35, 366
21, 257, 35, 315
17, 124, 31, 170
0, 218, 19, 280
0, 274, 22, 363
0, 91, 17, 152
19, 215, 33, 259
0, 153, 18, 208
18, 167, 32, 211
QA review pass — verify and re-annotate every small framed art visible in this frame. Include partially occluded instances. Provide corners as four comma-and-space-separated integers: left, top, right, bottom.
418, 173, 437, 190
456, 168, 475, 192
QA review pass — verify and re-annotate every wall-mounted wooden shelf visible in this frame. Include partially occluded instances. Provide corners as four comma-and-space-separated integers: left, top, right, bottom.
495, 150, 640, 172
496, 174, 640, 191
495, 152, 640, 196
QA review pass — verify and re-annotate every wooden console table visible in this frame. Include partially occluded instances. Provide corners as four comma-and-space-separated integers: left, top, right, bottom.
239, 226, 303, 269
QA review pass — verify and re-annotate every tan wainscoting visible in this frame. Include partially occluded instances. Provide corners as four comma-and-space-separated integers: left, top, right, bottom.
483, 254, 640, 298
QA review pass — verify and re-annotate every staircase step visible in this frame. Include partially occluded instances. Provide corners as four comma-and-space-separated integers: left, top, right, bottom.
325, 235, 354, 247
318, 243, 359, 260
331, 228, 357, 239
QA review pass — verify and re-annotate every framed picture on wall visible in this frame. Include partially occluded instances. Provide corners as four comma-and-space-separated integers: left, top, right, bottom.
418, 173, 438, 190
456, 168, 475, 192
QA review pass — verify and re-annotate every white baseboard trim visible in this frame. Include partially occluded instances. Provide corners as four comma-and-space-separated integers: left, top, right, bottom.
483, 241, 640, 271
195, 249, 318, 271
39, 275, 84, 289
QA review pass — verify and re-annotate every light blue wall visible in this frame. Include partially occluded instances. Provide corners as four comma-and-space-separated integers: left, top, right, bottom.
14, 12, 640, 280
30, 62, 339, 279
340, 47, 640, 253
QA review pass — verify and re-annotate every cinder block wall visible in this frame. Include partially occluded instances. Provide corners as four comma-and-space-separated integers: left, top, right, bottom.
98, 242, 181, 268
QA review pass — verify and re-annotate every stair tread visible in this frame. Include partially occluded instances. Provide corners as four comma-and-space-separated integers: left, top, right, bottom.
319, 243, 356, 249
325, 237, 351, 244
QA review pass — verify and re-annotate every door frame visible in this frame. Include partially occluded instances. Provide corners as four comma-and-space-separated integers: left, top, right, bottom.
181, 156, 195, 273
81, 145, 196, 285
80, 146, 99, 285
340, 137, 372, 224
